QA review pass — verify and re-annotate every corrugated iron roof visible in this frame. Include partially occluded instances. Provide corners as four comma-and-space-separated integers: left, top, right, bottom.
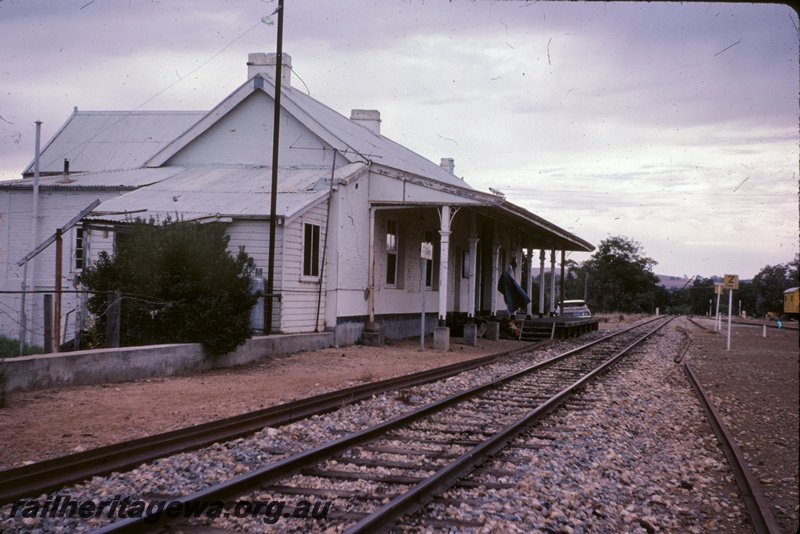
1, 166, 187, 190
144, 75, 471, 190
30, 82, 467, 192
23, 110, 205, 175
85, 163, 366, 223
281, 84, 471, 189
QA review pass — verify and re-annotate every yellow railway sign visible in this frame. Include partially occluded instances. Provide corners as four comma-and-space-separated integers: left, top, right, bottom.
723, 274, 739, 290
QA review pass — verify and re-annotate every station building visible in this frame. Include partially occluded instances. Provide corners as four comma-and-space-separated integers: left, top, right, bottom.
0, 53, 594, 349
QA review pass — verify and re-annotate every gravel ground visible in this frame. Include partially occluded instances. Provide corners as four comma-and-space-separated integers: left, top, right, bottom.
1, 315, 797, 533
412, 320, 751, 533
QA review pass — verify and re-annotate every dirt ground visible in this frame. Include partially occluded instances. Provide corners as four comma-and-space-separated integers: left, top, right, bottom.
0, 336, 523, 470
1, 317, 797, 531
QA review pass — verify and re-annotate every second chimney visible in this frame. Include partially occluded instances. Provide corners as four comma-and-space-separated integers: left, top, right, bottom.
247, 52, 292, 87
350, 109, 381, 135
440, 158, 455, 175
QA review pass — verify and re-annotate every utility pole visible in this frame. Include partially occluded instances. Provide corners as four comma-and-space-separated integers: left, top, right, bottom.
265, 0, 284, 335
19, 121, 42, 355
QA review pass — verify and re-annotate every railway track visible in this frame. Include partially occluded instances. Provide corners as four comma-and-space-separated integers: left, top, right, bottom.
684, 363, 781, 534
680, 315, 782, 533
0, 340, 547, 506
687, 315, 798, 331
87, 316, 672, 533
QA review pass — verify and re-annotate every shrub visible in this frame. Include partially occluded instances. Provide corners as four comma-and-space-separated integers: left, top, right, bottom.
81, 218, 259, 355
0, 335, 43, 358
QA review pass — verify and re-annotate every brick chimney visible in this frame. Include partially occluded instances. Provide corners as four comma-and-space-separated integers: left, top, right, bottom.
350, 109, 381, 135
247, 52, 292, 87
440, 158, 455, 175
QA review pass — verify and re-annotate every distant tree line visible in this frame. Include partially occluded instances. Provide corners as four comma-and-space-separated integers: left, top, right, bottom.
669, 254, 799, 317
556, 236, 798, 317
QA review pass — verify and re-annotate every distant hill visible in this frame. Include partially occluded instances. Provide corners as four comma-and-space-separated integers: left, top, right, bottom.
526, 269, 720, 290
657, 274, 694, 289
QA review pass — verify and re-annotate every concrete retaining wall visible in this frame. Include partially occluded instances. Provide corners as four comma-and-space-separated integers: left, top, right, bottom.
1, 332, 334, 393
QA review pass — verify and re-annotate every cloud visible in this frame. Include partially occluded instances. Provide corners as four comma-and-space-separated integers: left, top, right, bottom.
0, 0, 796, 278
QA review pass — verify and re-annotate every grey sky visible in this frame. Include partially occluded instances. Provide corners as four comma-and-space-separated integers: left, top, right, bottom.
1, 0, 797, 279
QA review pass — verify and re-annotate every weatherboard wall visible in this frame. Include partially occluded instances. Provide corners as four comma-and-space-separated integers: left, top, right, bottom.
279, 201, 328, 333
164, 91, 333, 168
328, 172, 372, 322
225, 218, 282, 333
0, 186, 121, 343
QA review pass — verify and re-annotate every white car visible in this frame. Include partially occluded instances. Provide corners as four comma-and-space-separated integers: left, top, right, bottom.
558, 299, 592, 318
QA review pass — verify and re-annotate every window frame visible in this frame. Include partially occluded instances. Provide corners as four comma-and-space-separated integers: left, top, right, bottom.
302, 222, 321, 279
74, 227, 85, 271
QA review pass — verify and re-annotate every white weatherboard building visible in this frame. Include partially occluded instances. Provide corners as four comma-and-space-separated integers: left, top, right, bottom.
0, 53, 593, 349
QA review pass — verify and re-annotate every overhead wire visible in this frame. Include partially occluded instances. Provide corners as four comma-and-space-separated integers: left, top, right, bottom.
38, 20, 267, 171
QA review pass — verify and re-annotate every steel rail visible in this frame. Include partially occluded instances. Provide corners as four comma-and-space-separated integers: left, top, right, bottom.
687, 315, 798, 332
683, 363, 781, 534
92, 316, 669, 533
345, 315, 675, 532
729, 318, 798, 331
0, 340, 545, 506
685, 315, 711, 331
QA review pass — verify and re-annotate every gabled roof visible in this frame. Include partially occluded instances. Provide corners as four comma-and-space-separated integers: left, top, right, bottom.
146, 75, 469, 189
85, 163, 367, 224
22, 110, 205, 176
17, 56, 593, 253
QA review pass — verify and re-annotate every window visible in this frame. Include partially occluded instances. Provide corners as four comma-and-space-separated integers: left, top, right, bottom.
386, 220, 398, 285
303, 222, 321, 277
74, 228, 85, 270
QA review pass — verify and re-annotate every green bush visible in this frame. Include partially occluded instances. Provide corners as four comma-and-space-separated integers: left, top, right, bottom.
80, 218, 259, 355
0, 335, 43, 357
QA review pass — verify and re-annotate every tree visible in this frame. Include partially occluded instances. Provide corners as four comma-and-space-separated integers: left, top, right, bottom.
81, 218, 259, 355
751, 260, 796, 316
688, 276, 716, 316
581, 236, 661, 313
788, 253, 800, 286
562, 258, 588, 301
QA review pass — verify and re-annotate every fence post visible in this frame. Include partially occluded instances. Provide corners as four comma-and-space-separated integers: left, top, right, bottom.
106, 291, 121, 348
43, 294, 53, 353
74, 293, 84, 351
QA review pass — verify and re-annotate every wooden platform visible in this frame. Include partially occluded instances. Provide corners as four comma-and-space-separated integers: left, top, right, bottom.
517, 316, 600, 341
